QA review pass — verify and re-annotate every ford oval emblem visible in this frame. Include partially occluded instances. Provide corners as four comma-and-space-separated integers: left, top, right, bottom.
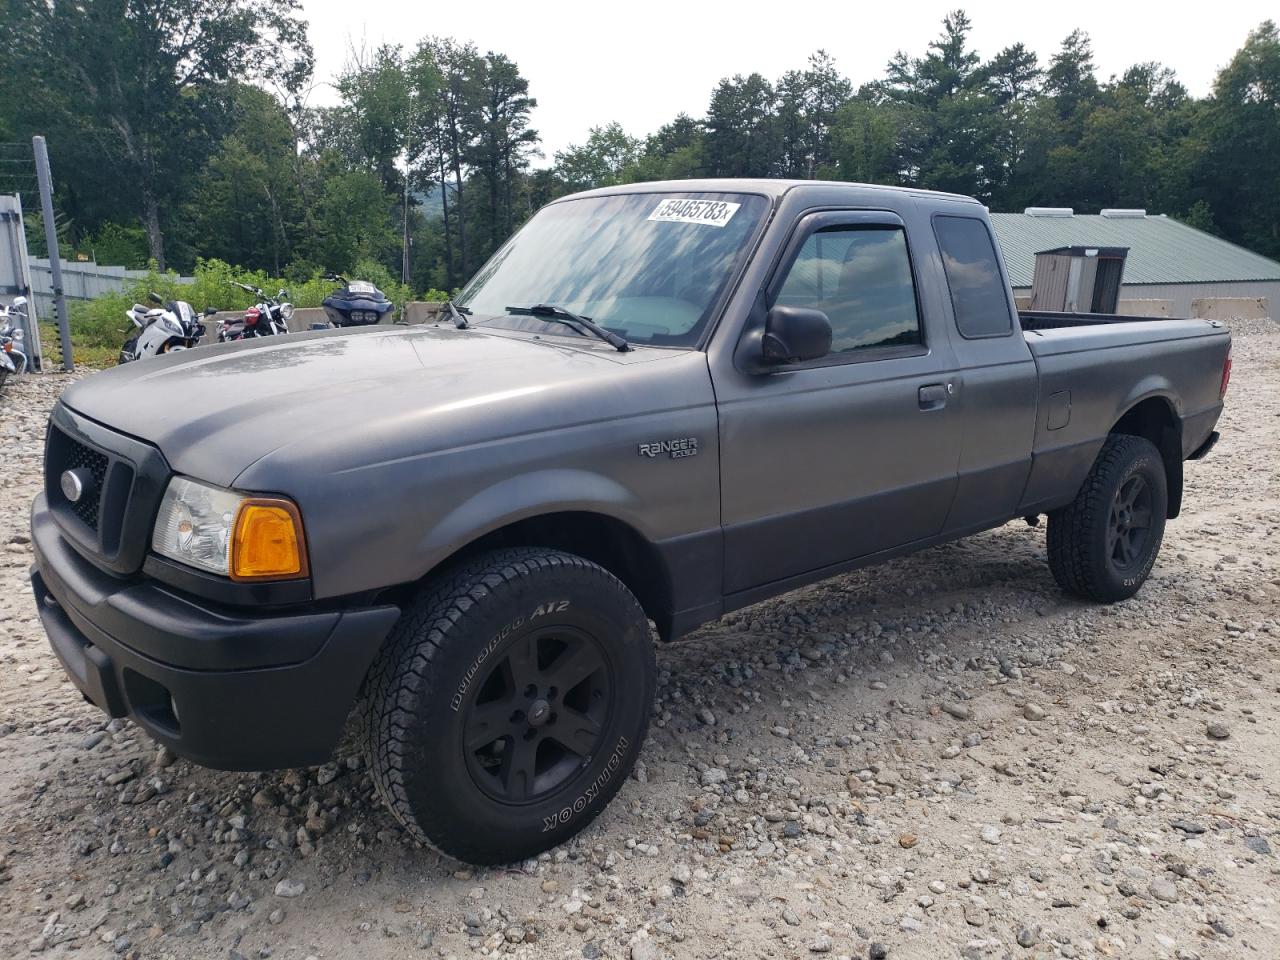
60, 469, 86, 503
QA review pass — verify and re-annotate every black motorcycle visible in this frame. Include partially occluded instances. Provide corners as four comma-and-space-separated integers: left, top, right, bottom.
321, 274, 394, 327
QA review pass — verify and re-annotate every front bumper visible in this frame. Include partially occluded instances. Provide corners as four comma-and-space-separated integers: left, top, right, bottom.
31, 494, 400, 770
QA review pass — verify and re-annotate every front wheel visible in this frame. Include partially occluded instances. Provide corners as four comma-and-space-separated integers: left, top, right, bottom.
1047, 434, 1168, 602
363, 548, 654, 864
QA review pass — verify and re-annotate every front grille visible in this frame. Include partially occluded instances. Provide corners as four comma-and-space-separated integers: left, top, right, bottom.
44, 405, 168, 576
62, 436, 109, 530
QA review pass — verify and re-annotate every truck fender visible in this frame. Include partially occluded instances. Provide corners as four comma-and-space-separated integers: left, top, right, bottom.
1116, 377, 1181, 421
1110, 385, 1183, 519
412, 469, 650, 579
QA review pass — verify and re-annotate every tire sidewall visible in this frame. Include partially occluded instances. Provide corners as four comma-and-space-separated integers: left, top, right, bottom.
1089, 441, 1167, 599
397, 560, 652, 861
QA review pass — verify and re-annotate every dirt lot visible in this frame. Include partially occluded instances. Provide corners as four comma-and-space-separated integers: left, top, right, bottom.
1, 322, 1278, 960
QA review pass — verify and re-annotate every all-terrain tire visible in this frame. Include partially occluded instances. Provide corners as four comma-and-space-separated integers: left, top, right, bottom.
1047, 434, 1168, 602
363, 547, 655, 864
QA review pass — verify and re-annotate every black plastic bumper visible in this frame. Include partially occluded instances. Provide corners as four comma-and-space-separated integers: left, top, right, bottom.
31, 496, 400, 771
1188, 430, 1220, 460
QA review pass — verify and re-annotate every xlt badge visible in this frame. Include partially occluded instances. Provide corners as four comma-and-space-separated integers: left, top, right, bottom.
638, 437, 698, 460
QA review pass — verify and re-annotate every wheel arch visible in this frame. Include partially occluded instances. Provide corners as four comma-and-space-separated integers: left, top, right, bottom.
444, 510, 674, 637
1108, 393, 1183, 518
377, 476, 678, 640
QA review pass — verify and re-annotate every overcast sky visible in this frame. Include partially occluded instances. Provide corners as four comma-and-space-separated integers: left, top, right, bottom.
300, 0, 1273, 163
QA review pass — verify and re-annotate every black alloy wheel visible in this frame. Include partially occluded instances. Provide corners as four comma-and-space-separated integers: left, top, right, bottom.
363, 547, 654, 864
1106, 474, 1154, 571
1047, 433, 1168, 602
463, 627, 611, 805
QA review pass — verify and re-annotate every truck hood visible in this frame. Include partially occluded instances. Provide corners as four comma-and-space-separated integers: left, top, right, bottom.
60, 324, 670, 487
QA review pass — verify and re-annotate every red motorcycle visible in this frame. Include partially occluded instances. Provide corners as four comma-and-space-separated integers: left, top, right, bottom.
214, 282, 294, 342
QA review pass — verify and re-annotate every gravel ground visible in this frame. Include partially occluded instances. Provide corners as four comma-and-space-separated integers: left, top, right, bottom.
1, 319, 1278, 960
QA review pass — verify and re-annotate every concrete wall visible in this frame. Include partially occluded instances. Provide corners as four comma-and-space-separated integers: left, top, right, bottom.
1190, 297, 1269, 320
403, 301, 444, 324
204, 302, 445, 342
1014, 280, 1279, 318
1116, 299, 1172, 317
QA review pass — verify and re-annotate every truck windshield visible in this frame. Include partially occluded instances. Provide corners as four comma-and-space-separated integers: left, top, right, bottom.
457, 192, 768, 347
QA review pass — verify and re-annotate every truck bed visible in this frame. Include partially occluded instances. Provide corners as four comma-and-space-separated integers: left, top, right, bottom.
1017, 310, 1200, 331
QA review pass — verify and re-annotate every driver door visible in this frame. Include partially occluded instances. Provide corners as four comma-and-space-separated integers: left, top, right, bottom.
713, 210, 963, 595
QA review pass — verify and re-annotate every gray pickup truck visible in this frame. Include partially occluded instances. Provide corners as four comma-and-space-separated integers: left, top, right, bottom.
31, 179, 1230, 864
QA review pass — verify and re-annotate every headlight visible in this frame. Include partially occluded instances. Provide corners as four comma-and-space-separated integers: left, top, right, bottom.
280, 302, 294, 321
151, 476, 308, 581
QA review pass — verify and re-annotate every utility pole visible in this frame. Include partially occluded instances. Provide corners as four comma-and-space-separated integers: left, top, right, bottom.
32, 135, 72, 371
401, 170, 412, 285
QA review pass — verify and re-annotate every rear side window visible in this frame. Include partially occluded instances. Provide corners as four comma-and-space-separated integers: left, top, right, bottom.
774, 226, 921, 354
933, 216, 1012, 338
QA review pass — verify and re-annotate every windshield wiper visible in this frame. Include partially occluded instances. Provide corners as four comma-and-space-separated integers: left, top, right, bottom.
444, 299, 469, 329
505, 303, 630, 352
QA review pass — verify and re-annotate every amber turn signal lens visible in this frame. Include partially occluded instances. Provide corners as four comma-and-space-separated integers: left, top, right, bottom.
231, 499, 308, 581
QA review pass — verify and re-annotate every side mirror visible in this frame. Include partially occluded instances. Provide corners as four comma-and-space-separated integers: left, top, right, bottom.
761, 305, 832, 364
204, 306, 218, 316
148, 291, 163, 305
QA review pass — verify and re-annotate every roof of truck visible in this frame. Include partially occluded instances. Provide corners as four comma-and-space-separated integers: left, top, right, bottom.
573, 178, 981, 205
990, 210, 1280, 286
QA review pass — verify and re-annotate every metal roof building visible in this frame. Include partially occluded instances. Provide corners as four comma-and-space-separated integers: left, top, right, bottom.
989, 208, 1280, 318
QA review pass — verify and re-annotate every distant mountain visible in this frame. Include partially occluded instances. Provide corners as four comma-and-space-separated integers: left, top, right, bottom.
412, 183, 453, 220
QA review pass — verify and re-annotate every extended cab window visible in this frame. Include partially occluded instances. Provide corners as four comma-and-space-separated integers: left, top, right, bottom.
933, 215, 1013, 338
774, 226, 921, 354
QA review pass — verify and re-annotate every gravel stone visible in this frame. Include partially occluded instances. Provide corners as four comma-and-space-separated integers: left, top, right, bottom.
273, 878, 306, 899
2, 344, 1279, 959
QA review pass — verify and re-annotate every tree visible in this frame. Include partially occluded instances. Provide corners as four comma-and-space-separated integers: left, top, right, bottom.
1195, 20, 1280, 257
880, 11, 1000, 199
7, 0, 312, 268
307, 167, 399, 272
980, 44, 1042, 199
425, 38, 485, 282
468, 53, 539, 251
330, 44, 411, 194
632, 114, 706, 181
704, 73, 779, 177
186, 85, 305, 274
1045, 29, 1099, 124
830, 93, 919, 185
775, 51, 852, 177
554, 123, 642, 190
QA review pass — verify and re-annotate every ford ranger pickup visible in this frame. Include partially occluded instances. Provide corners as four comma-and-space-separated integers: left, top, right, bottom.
30, 179, 1231, 864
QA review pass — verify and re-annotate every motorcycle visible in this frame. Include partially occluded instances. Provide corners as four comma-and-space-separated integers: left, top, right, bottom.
215, 281, 294, 342
0, 296, 29, 391
321, 273, 394, 327
119, 292, 208, 364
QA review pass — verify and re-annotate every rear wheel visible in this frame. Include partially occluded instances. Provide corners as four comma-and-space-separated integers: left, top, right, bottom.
1047, 434, 1168, 602
363, 548, 654, 864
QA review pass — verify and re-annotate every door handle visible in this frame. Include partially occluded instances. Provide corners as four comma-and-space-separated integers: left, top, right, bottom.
918, 383, 949, 410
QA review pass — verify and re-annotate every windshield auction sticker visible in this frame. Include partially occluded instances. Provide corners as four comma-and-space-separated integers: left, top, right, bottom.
648, 198, 741, 227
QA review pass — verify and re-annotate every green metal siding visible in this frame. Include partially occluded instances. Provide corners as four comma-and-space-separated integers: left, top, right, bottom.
989, 214, 1280, 288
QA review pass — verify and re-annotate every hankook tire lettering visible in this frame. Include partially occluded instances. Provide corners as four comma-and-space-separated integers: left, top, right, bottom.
541, 735, 630, 832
